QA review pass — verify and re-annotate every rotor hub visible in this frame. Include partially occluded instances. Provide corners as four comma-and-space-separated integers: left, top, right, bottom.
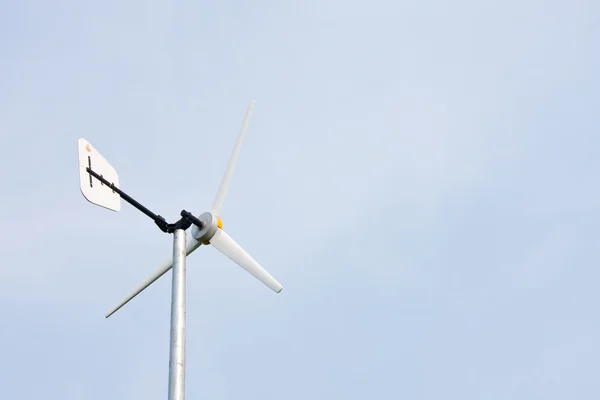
190, 212, 220, 244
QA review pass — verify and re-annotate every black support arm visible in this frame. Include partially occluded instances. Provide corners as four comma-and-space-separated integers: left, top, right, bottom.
86, 167, 203, 234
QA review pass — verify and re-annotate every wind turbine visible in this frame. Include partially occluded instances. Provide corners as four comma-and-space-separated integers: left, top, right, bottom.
77, 101, 282, 400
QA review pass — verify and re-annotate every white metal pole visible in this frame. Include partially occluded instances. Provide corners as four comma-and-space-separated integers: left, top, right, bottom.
168, 229, 186, 400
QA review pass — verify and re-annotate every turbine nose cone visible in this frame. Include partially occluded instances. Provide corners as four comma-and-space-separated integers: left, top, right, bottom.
191, 212, 219, 243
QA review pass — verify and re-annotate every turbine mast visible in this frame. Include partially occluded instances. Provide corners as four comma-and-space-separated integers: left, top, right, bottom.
168, 229, 187, 400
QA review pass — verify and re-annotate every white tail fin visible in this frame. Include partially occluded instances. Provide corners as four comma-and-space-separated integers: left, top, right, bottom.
78, 138, 121, 212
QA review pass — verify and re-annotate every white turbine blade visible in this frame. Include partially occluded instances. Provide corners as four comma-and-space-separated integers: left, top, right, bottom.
105, 238, 202, 318
209, 228, 282, 293
211, 100, 255, 218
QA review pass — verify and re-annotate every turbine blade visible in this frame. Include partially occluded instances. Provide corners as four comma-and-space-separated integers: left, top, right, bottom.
105, 238, 202, 318
209, 228, 283, 293
211, 100, 255, 218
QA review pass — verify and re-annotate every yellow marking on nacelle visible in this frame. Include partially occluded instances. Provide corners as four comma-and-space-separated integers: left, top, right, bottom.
217, 218, 223, 229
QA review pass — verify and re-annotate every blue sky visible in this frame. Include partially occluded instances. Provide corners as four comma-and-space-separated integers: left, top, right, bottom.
1, 0, 599, 398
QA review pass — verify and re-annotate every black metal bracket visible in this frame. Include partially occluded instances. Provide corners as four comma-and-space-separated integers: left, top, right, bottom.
86, 167, 203, 234
155, 210, 205, 234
